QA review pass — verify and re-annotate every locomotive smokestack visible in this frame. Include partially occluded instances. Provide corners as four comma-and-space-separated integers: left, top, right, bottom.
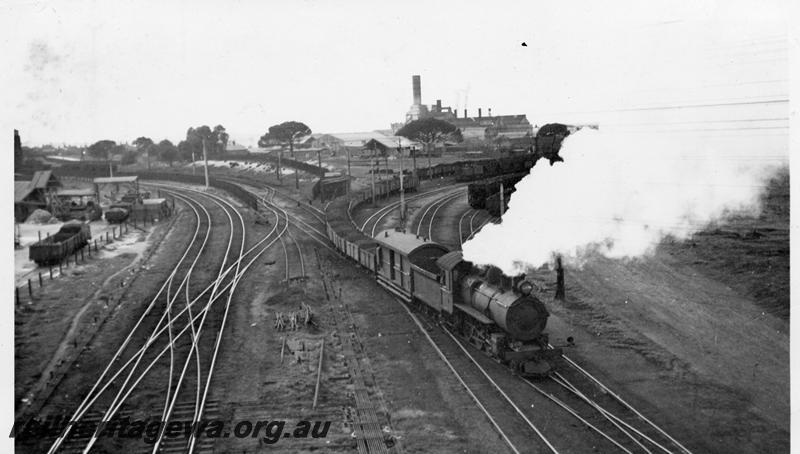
412, 75, 421, 105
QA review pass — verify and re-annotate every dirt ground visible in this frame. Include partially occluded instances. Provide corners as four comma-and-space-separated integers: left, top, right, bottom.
205, 185, 508, 453
14, 211, 182, 422
527, 168, 789, 453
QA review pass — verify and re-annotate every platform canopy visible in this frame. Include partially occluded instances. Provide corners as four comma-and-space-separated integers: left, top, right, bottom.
92, 176, 138, 184
56, 188, 97, 197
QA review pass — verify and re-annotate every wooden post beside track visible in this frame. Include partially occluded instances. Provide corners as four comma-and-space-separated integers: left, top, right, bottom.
28, 279, 32, 299
49, 266, 53, 280
280, 337, 286, 364
313, 339, 325, 408
38, 272, 43, 287
555, 256, 565, 301
15, 287, 20, 305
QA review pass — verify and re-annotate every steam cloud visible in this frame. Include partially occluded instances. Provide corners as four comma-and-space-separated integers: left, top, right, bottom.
462, 128, 786, 274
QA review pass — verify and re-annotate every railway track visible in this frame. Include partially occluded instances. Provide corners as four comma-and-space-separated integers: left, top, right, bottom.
358, 185, 465, 238
394, 291, 693, 454
215, 177, 400, 453
41, 184, 294, 454
457, 208, 498, 247
412, 188, 466, 243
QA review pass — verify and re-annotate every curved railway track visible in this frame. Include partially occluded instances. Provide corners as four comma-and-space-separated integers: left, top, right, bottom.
358, 185, 465, 238
45, 184, 292, 454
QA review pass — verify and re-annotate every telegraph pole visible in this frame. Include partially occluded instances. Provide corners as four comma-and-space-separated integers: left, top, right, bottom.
370, 158, 376, 207
192, 152, 196, 175
346, 147, 351, 194
202, 138, 209, 189
397, 138, 405, 222
277, 148, 282, 183
499, 182, 504, 217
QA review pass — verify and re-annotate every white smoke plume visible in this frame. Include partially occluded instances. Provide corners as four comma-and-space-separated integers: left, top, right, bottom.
462, 128, 786, 274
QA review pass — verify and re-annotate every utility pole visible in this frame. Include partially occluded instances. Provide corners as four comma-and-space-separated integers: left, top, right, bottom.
346, 147, 351, 194
291, 135, 299, 190
202, 138, 209, 189
427, 143, 432, 180
277, 148, 282, 183
370, 158, 376, 207
411, 145, 418, 181
499, 182, 505, 217
397, 139, 405, 222
192, 152, 196, 175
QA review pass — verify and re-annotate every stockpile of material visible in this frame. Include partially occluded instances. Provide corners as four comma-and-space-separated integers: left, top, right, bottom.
24, 209, 59, 224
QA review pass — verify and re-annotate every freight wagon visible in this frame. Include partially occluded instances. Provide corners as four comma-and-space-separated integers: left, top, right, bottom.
29, 221, 91, 266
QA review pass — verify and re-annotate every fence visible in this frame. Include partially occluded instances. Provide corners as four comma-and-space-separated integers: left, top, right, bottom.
15, 221, 141, 305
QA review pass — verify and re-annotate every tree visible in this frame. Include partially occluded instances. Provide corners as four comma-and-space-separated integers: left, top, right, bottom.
396, 118, 460, 179
14, 130, 22, 167
257, 133, 272, 148
156, 139, 178, 167
265, 121, 312, 189
87, 140, 117, 160
212, 125, 229, 153
133, 136, 154, 169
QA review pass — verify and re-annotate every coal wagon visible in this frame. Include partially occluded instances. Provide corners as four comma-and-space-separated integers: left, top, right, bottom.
29, 221, 91, 266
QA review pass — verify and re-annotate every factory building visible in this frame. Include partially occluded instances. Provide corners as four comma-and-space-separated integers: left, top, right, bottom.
404, 75, 534, 142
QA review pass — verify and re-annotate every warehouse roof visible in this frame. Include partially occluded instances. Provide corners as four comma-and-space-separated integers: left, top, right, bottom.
30, 170, 60, 189
14, 182, 34, 203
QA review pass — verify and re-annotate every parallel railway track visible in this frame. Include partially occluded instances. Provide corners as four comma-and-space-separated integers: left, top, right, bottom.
43, 183, 293, 454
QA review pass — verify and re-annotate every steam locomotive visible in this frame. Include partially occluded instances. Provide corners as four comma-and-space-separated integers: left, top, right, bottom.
326, 195, 561, 376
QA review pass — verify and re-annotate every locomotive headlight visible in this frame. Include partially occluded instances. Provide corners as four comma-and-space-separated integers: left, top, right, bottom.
518, 281, 534, 295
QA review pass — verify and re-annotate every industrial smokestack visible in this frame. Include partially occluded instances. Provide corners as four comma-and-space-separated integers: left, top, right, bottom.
464, 109, 467, 118
436, 99, 442, 112
412, 75, 421, 105
478, 108, 482, 118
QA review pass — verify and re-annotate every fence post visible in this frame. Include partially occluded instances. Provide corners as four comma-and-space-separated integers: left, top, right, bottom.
38, 231, 41, 242
15, 287, 20, 305
38, 272, 43, 287
106, 232, 109, 243
49, 266, 53, 279
59, 262, 62, 274
28, 279, 32, 299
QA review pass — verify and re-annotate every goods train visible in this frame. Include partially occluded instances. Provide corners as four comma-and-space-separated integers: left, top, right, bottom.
467, 172, 527, 210
325, 188, 561, 376
29, 221, 91, 266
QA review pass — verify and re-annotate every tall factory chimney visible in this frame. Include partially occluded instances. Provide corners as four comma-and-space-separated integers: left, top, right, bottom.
464, 109, 467, 118
436, 99, 442, 112
478, 108, 482, 118
412, 75, 421, 105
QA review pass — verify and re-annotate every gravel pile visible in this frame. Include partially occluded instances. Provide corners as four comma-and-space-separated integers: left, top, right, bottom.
25, 209, 59, 224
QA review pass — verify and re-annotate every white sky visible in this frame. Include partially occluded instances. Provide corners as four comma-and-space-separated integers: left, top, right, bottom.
2, 0, 790, 149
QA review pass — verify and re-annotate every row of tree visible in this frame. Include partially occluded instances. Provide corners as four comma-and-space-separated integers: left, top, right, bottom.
83, 117, 461, 177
